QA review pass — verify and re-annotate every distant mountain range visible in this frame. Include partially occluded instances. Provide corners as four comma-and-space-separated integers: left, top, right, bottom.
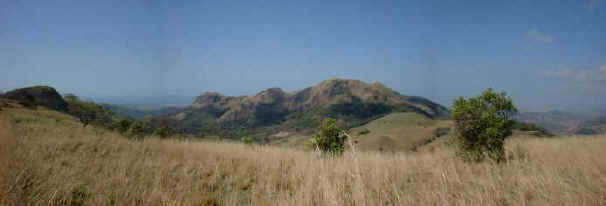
85, 95, 194, 111
515, 110, 584, 134
574, 116, 606, 135
150, 79, 449, 139
515, 110, 606, 135
4, 82, 603, 142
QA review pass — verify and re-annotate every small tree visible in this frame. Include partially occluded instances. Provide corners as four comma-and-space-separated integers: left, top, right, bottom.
310, 118, 347, 155
451, 88, 517, 162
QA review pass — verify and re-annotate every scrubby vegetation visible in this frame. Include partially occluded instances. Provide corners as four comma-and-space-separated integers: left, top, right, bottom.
64, 94, 180, 139
152, 126, 177, 138
0, 91, 178, 140
451, 88, 517, 162
309, 118, 347, 154
1, 106, 605, 205
240, 136, 253, 144
101, 103, 182, 120
64, 94, 117, 128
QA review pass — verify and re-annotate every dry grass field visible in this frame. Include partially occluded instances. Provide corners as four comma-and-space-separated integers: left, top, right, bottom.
1, 105, 606, 205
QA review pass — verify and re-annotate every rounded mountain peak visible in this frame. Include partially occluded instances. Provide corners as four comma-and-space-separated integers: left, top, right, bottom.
251, 87, 287, 104
194, 91, 227, 105
262, 87, 285, 95
309, 79, 400, 101
0, 86, 68, 112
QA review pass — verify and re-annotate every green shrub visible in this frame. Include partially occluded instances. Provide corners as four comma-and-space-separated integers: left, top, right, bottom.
152, 126, 175, 138
451, 88, 517, 162
126, 122, 147, 139
310, 118, 347, 155
114, 119, 133, 133
240, 136, 253, 144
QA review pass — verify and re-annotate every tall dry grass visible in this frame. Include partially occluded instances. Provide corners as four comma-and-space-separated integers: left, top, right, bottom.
1, 107, 605, 205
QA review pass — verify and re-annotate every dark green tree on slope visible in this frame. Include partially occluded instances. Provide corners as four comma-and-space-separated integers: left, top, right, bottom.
310, 118, 347, 155
451, 88, 517, 162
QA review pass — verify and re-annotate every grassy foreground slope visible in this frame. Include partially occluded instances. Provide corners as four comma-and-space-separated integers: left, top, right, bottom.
1, 105, 606, 205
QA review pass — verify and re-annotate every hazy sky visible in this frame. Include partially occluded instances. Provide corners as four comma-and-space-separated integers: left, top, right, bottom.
1, 0, 605, 111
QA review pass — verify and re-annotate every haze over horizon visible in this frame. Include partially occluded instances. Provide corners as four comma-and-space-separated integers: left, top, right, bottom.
2, 0, 605, 112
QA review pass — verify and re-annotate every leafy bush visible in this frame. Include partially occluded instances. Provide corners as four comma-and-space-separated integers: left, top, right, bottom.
152, 126, 175, 138
114, 118, 133, 133
126, 122, 148, 139
310, 118, 347, 155
240, 136, 253, 144
451, 88, 517, 162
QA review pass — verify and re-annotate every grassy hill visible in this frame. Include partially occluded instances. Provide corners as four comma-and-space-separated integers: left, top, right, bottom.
276, 112, 551, 153
2, 100, 606, 205
348, 112, 453, 152
0, 86, 68, 112
270, 112, 553, 152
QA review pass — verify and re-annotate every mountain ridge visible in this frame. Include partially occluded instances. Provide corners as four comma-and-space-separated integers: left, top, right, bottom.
155, 79, 449, 138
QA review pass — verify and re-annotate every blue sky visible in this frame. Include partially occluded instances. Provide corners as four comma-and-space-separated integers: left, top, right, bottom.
1, 0, 605, 111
